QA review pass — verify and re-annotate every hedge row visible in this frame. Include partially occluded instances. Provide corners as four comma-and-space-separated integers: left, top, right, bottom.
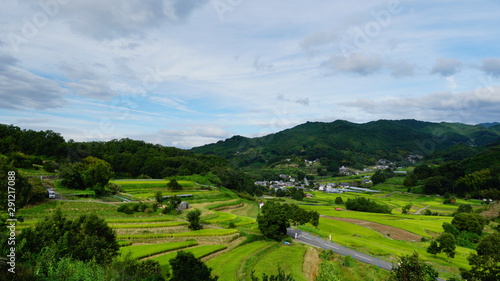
110, 221, 188, 229
117, 229, 238, 240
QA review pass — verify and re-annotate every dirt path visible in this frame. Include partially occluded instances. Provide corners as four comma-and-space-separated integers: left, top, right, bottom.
322, 216, 422, 241
414, 205, 430, 215
201, 236, 246, 261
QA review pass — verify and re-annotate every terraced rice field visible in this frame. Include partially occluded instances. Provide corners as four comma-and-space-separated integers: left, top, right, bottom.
119, 240, 197, 259
207, 241, 276, 280
151, 245, 227, 272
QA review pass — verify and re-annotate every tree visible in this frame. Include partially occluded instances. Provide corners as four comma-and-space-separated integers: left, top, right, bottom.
163, 195, 182, 214
437, 233, 456, 259
452, 213, 487, 235
461, 232, 500, 280
0, 157, 45, 209
18, 209, 119, 265
257, 201, 291, 241
334, 197, 343, 204
187, 209, 202, 230
423, 176, 453, 195
60, 156, 114, 195
426, 240, 440, 257
402, 204, 412, 214
257, 202, 318, 240
170, 251, 218, 281
403, 173, 418, 187
371, 170, 388, 185
290, 187, 305, 201
455, 204, 473, 214
167, 178, 182, 191
414, 164, 433, 180
155, 191, 164, 204
315, 262, 340, 281
389, 252, 439, 281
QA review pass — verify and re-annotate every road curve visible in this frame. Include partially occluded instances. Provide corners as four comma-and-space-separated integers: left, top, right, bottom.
286, 228, 445, 281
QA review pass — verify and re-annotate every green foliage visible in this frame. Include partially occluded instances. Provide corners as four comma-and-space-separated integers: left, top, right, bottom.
167, 178, 182, 191
319, 249, 336, 261
290, 187, 305, 201
250, 265, 296, 281
402, 203, 413, 214
389, 252, 439, 281
18, 209, 119, 265
423, 176, 453, 195
403, 173, 418, 187
342, 256, 356, 268
0, 159, 47, 210
0, 124, 66, 158
257, 201, 319, 240
170, 251, 218, 281
192, 120, 500, 171
60, 156, 114, 196
461, 232, 500, 281
118, 202, 157, 214
334, 197, 343, 204
43, 160, 58, 173
437, 233, 456, 259
345, 197, 392, 214
257, 201, 291, 241
452, 213, 487, 235
426, 240, 440, 256
187, 209, 203, 230
371, 169, 394, 185
162, 195, 182, 214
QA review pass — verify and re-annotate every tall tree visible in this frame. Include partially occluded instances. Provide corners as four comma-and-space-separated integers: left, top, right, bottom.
426, 240, 440, 257
257, 201, 291, 241
389, 252, 439, 281
437, 233, 456, 260
461, 232, 500, 280
187, 209, 202, 230
167, 178, 182, 191
169, 251, 218, 281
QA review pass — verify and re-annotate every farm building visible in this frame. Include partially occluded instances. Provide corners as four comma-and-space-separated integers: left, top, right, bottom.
177, 201, 190, 211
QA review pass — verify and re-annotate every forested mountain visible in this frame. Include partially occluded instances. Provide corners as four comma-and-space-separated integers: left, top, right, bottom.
0, 124, 229, 179
191, 119, 500, 169
412, 142, 500, 198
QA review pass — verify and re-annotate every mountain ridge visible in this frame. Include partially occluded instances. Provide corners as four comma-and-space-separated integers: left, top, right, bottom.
191, 119, 500, 169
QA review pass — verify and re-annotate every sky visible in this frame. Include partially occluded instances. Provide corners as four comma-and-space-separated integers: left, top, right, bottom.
1, 0, 500, 149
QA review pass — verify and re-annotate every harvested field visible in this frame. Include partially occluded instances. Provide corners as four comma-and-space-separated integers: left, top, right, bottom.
323, 216, 422, 241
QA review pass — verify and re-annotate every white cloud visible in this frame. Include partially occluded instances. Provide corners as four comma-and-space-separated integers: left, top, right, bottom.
479, 58, 500, 77
431, 58, 462, 77
321, 53, 383, 76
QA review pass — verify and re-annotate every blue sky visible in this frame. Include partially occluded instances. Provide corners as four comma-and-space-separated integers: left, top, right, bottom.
1, 0, 500, 148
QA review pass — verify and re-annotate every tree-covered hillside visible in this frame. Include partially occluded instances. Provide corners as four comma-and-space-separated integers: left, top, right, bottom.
191, 119, 500, 169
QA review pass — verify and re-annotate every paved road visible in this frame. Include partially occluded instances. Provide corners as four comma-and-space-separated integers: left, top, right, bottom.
286, 228, 445, 281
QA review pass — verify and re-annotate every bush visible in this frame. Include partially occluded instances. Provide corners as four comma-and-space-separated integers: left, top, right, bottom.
118, 203, 154, 214
343, 255, 355, 267
345, 197, 392, 214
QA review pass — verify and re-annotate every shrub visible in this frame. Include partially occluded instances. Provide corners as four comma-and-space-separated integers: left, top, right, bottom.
343, 256, 355, 267
345, 197, 392, 214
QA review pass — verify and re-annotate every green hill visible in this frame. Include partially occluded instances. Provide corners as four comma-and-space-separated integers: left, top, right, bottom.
191, 119, 500, 169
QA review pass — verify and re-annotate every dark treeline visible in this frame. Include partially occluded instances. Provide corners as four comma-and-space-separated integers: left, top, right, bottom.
0, 124, 260, 195
405, 144, 500, 199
